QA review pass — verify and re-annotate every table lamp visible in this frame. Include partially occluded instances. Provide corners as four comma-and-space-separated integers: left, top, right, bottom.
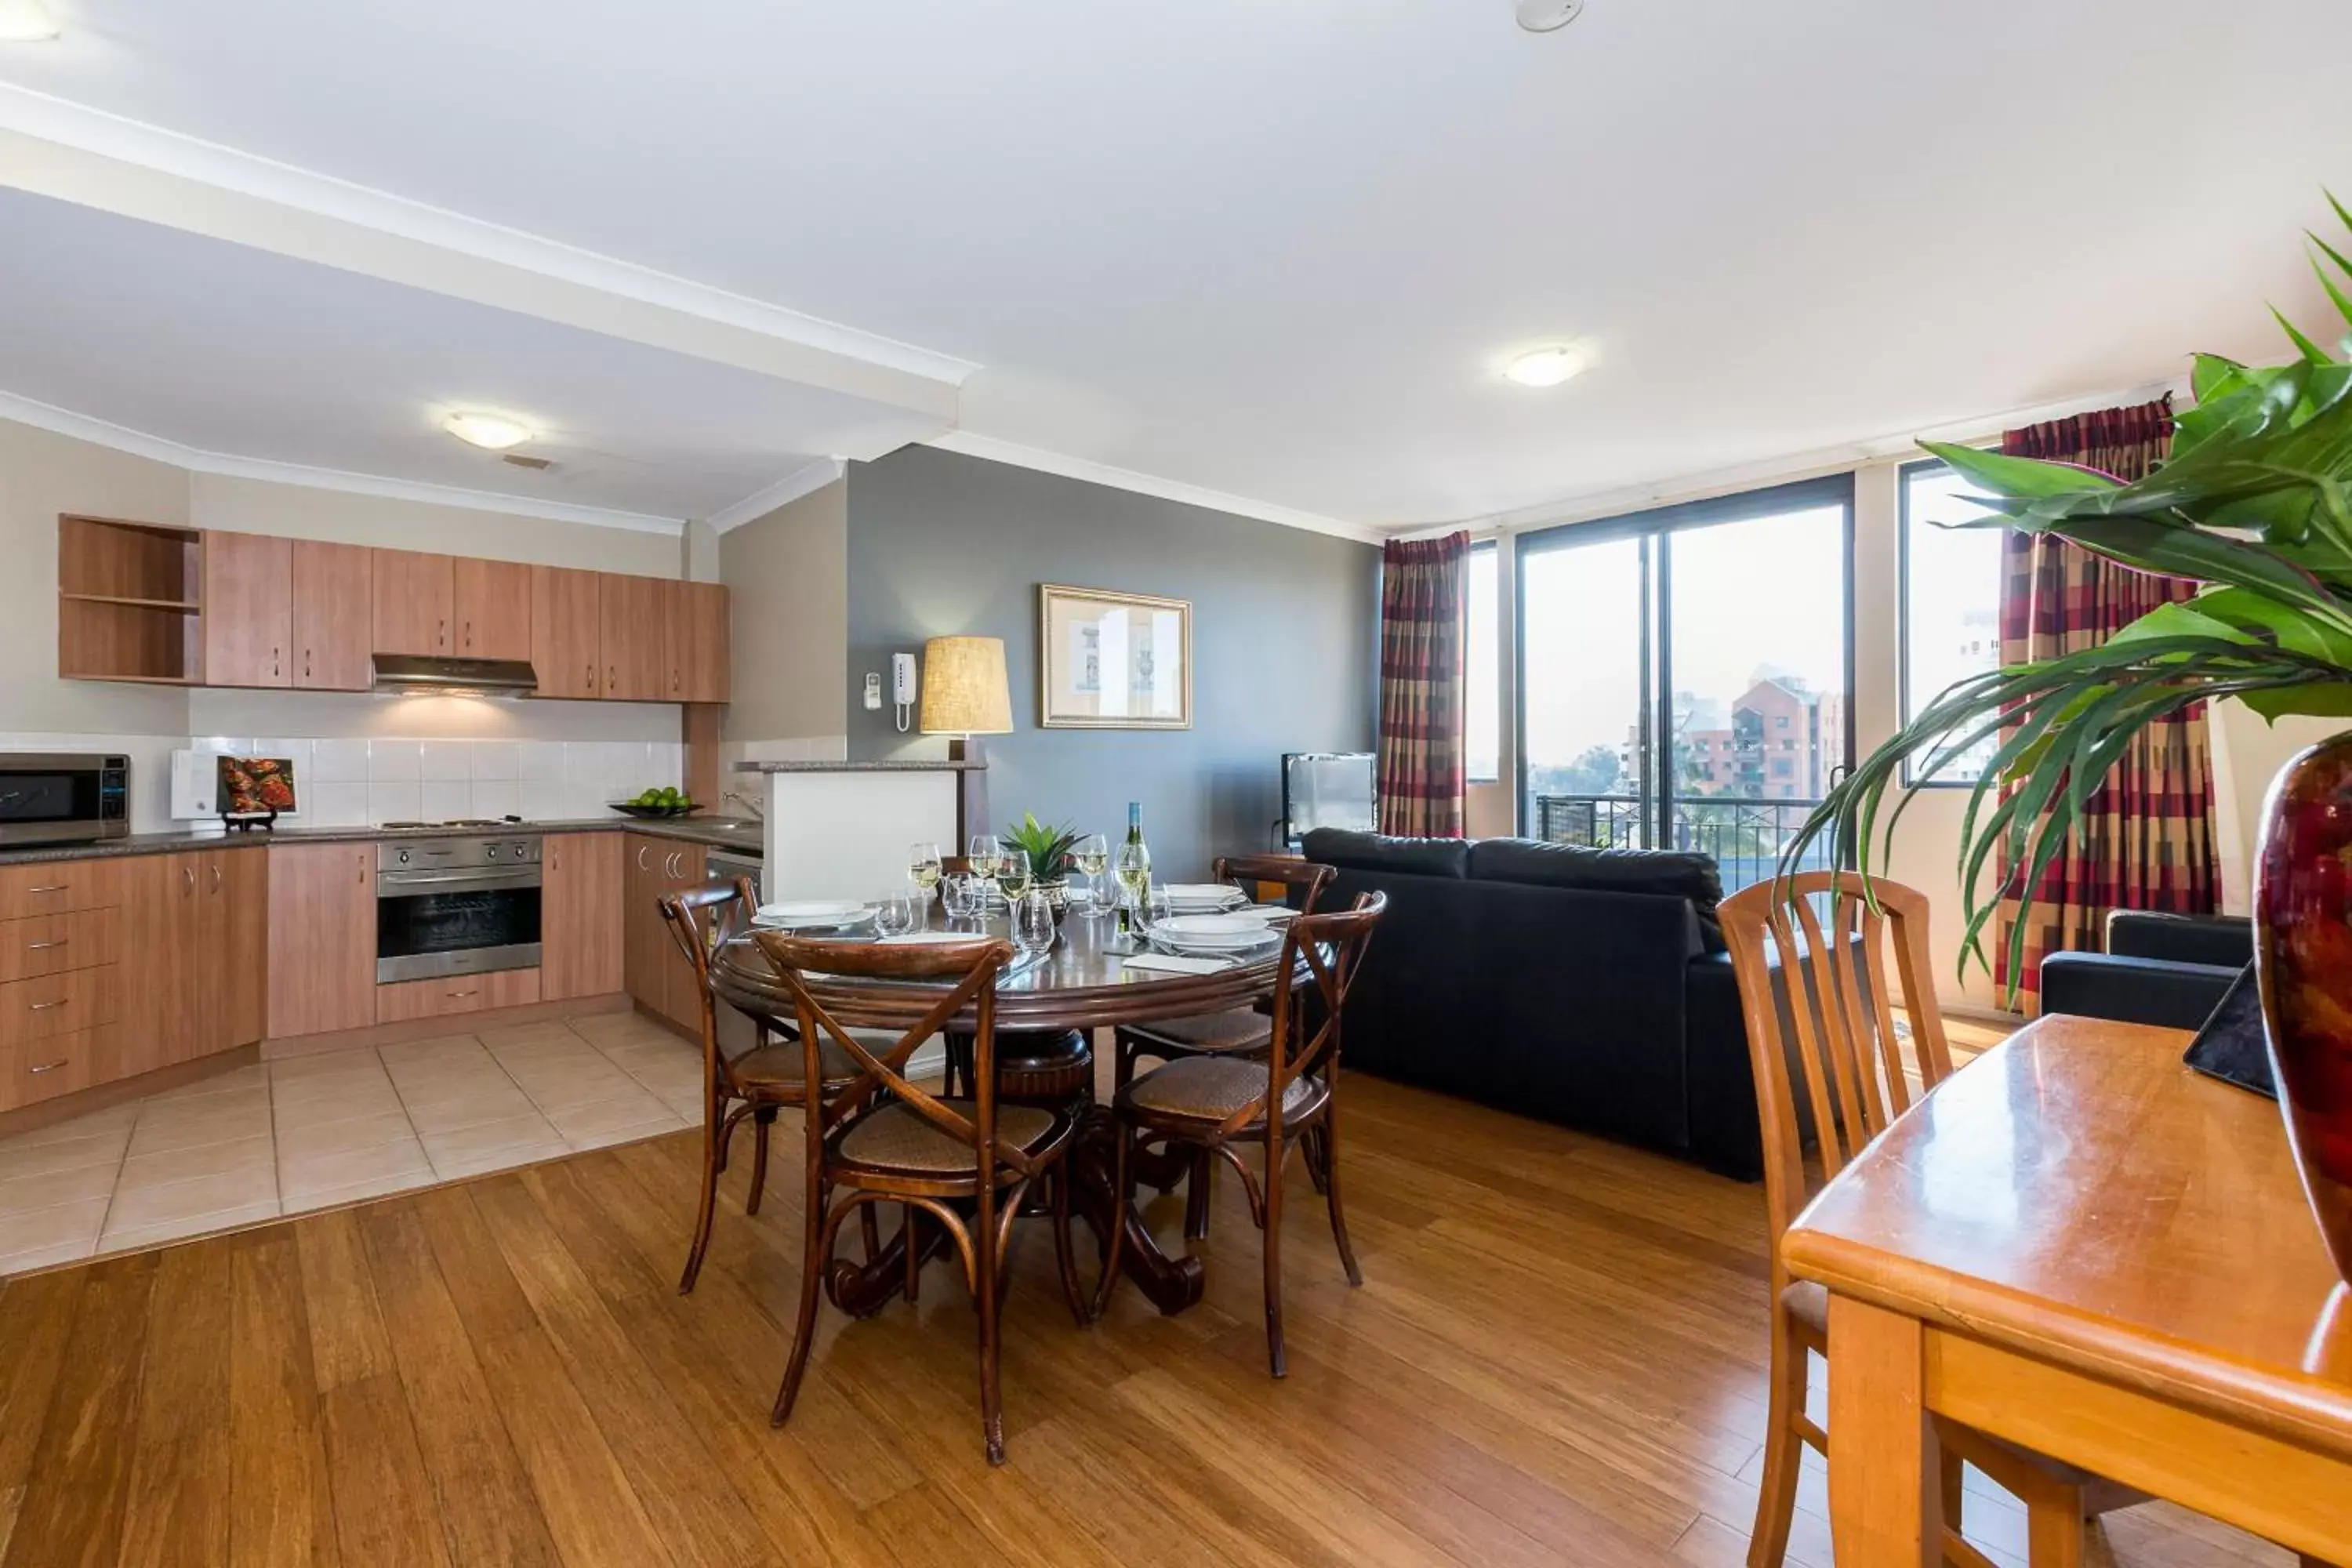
919, 634, 1012, 844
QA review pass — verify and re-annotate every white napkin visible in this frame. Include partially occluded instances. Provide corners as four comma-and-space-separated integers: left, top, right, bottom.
1123, 952, 1234, 975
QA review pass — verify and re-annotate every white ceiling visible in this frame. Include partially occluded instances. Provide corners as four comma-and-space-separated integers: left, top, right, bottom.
2, 1, 2350, 532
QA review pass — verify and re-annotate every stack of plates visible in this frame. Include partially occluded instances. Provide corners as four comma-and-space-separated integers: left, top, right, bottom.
753, 899, 873, 932
1148, 913, 1279, 958
1165, 883, 1246, 914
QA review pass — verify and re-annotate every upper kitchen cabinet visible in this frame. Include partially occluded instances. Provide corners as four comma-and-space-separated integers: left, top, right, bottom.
291, 539, 373, 691
529, 565, 602, 699
201, 530, 294, 688
372, 548, 456, 655
57, 516, 205, 685
453, 557, 533, 662
599, 574, 670, 702
669, 580, 731, 703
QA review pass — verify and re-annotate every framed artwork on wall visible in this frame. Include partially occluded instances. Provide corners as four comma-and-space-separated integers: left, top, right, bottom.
1037, 583, 1192, 729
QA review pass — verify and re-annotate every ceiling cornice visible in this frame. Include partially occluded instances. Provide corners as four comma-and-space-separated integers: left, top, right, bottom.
924, 430, 1381, 546
707, 458, 848, 533
1403, 374, 2194, 540
0, 83, 975, 428
0, 390, 688, 535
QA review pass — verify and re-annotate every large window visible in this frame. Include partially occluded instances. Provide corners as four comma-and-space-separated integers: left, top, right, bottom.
1517, 476, 1853, 892
1900, 459, 2005, 785
1465, 542, 1500, 782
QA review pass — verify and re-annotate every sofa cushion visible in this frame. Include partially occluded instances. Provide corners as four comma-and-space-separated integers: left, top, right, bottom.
1467, 839, 1726, 952
1301, 828, 1469, 879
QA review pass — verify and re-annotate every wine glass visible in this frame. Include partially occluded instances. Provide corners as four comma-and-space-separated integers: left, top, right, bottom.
940, 872, 976, 926
874, 887, 919, 938
1112, 840, 1151, 921
1071, 832, 1110, 917
1012, 888, 1055, 959
908, 841, 942, 905
997, 851, 1033, 905
967, 833, 1004, 909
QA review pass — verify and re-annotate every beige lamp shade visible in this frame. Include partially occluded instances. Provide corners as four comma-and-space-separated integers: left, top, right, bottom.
918, 635, 1014, 735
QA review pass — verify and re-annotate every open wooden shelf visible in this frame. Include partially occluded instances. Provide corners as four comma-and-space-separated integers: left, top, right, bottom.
58, 516, 204, 684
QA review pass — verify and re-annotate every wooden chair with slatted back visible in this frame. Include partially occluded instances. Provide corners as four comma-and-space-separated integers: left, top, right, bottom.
750, 930, 1090, 1465
1719, 873, 2136, 1568
1111, 855, 1338, 1239
1094, 890, 1385, 1377
660, 880, 868, 1294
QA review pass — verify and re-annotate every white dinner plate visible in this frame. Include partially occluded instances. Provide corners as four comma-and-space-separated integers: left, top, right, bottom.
1165, 884, 1243, 906
758, 899, 866, 920
1156, 913, 1269, 938
875, 931, 990, 946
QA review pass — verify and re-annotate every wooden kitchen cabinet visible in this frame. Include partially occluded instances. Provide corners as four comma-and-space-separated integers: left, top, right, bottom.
622, 833, 704, 1033
375, 967, 540, 1024
372, 548, 456, 656
202, 530, 294, 688
265, 842, 376, 1038
453, 557, 533, 662
599, 575, 670, 702
543, 832, 624, 1001
667, 580, 731, 703
529, 565, 602, 699
207, 848, 269, 1051
117, 851, 204, 1072
292, 539, 373, 690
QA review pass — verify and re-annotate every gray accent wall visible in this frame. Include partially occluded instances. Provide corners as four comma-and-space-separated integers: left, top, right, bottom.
845, 446, 1378, 880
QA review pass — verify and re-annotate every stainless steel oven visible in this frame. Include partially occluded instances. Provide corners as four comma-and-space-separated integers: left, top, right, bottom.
0, 753, 129, 848
376, 833, 542, 982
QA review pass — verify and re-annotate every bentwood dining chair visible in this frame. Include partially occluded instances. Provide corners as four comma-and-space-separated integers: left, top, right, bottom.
750, 929, 1089, 1465
1719, 873, 2136, 1568
1095, 890, 1385, 1377
659, 880, 866, 1294
1111, 855, 1338, 1239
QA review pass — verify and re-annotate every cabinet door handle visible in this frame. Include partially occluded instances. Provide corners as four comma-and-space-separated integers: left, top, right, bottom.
608, 665, 618, 694
272, 646, 281, 677
27, 1058, 67, 1076
183, 865, 196, 895
464, 620, 474, 649
212, 862, 223, 893
28, 999, 67, 1013
27, 939, 67, 951
438, 617, 448, 650
585, 661, 595, 692
636, 844, 651, 870
448, 988, 479, 1000
304, 649, 312, 679
27, 884, 67, 895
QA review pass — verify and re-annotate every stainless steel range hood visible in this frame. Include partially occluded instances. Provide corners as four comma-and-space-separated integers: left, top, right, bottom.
371, 654, 539, 696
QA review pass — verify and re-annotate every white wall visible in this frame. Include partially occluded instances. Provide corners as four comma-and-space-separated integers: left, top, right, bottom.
717, 478, 848, 757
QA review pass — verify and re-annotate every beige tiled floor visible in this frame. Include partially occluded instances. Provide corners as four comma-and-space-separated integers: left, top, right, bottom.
0, 1008, 705, 1277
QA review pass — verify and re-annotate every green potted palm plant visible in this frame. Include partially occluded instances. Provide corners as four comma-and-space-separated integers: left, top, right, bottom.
1002, 812, 1081, 919
1796, 196, 2352, 1282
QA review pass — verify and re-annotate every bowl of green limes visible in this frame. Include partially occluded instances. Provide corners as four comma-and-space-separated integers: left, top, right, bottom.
610, 786, 698, 818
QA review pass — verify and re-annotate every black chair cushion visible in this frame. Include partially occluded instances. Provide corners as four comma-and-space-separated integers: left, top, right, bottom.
1301, 829, 1470, 879
1466, 839, 1726, 953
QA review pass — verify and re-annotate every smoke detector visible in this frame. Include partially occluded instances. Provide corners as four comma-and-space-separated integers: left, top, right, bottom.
501, 453, 554, 470
1516, 0, 1583, 31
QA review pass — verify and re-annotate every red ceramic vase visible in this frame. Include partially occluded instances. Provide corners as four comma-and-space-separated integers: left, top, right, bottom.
2254, 733, 2352, 1284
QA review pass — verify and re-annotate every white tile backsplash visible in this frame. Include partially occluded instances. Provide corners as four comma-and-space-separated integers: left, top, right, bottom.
307, 782, 369, 828
367, 781, 422, 824
470, 742, 520, 781
518, 741, 563, 782
368, 740, 421, 782
312, 739, 369, 782
419, 781, 470, 822
419, 741, 472, 782
469, 779, 521, 821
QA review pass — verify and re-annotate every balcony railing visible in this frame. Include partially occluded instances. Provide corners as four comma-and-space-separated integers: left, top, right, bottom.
1530, 793, 1835, 894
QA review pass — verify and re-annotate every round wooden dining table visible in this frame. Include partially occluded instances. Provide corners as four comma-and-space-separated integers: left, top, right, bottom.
706, 906, 1301, 1316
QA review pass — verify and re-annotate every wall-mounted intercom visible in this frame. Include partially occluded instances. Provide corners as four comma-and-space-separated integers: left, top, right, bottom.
891, 652, 918, 732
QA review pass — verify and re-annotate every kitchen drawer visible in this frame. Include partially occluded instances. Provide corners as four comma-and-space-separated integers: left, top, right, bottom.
374, 967, 541, 1025
0, 907, 118, 983
0, 1025, 100, 1110
0, 858, 122, 921
0, 964, 117, 1046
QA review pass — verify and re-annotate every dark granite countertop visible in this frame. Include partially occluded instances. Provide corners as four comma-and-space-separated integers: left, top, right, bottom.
0, 816, 763, 867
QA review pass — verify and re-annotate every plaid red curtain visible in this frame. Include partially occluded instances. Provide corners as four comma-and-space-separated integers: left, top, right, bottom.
1992, 396, 2219, 1011
1376, 532, 1469, 837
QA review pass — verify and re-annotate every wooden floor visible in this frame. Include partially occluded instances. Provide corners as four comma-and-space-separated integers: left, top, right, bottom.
0, 1052, 2292, 1567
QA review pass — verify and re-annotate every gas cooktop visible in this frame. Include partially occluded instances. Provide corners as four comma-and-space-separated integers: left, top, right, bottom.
376, 817, 527, 831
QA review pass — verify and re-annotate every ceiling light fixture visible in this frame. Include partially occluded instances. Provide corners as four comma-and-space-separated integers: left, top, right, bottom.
1503, 346, 1589, 388
0, 0, 60, 41
444, 412, 533, 451
1515, 0, 1583, 33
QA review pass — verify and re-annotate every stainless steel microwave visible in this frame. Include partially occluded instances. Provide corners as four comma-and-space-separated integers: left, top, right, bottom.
0, 753, 129, 846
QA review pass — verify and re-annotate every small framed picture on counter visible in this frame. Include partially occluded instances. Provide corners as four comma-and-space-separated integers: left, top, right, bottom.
1037, 583, 1192, 730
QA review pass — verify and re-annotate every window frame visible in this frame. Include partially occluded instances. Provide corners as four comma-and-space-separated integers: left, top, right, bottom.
1465, 538, 1502, 784
1897, 454, 2002, 789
